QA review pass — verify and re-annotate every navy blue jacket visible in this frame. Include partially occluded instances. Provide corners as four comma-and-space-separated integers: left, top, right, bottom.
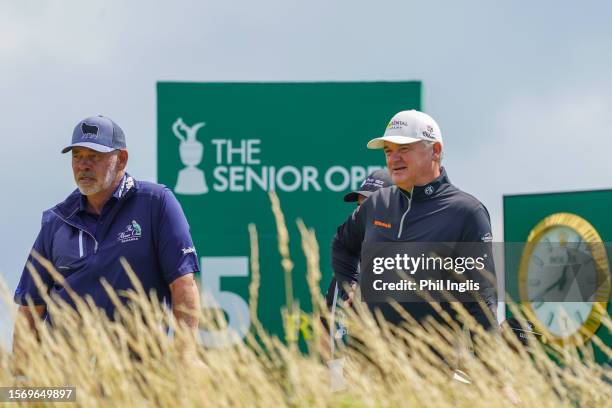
14, 174, 200, 320
332, 168, 497, 328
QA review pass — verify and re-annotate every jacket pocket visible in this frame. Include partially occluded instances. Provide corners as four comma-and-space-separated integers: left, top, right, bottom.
52, 226, 90, 277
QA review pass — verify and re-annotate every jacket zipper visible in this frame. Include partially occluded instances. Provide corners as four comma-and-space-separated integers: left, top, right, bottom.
50, 178, 135, 257
51, 210, 99, 254
397, 187, 414, 239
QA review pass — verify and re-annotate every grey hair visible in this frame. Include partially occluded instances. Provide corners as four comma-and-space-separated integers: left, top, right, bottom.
422, 140, 443, 163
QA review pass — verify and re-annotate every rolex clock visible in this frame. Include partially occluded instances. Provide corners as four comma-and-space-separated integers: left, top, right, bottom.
519, 212, 611, 346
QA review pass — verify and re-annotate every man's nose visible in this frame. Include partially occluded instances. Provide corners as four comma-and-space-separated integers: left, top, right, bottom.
388, 150, 403, 162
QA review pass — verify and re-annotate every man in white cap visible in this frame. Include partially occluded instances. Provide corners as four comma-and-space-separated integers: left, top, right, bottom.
332, 110, 497, 329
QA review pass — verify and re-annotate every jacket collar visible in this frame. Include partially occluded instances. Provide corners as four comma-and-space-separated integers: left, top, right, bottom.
54, 173, 138, 220
399, 167, 451, 201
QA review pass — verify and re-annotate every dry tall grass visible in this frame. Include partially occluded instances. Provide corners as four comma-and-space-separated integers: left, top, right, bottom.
1, 192, 610, 407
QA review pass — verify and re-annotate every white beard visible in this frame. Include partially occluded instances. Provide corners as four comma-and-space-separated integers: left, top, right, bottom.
77, 157, 119, 196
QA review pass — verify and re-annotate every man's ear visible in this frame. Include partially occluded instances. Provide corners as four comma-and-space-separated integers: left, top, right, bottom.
118, 149, 129, 170
432, 142, 442, 161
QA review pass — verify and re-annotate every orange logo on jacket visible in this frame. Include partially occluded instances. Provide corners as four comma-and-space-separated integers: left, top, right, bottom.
374, 220, 392, 229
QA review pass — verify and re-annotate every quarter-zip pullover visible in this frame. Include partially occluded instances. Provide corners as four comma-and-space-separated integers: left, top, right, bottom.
14, 174, 200, 320
332, 168, 497, 328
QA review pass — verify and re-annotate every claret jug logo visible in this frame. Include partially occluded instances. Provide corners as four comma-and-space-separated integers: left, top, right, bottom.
173, 118, 208, 194
171, 117, 381, 195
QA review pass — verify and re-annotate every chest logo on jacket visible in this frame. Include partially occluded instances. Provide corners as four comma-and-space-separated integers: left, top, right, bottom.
118, 220, 142, 243
374, 220, 392, 229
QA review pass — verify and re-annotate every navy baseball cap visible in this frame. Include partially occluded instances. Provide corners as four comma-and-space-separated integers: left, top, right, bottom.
343, 169, 393, 202
61, 115, 127, 154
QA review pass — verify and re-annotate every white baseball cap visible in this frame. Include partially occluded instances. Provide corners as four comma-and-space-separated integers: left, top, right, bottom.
367, 110, 443, 149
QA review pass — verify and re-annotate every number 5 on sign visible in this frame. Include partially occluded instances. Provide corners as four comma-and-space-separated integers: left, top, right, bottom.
199, 257, 251, 347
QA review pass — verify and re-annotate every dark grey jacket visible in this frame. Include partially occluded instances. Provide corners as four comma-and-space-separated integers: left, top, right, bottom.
332, 168, 497, 328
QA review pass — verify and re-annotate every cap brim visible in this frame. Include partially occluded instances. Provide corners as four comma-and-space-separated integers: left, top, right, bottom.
343, 190, 373, 202
61, 142, 116, 154
366, 135, 422, 149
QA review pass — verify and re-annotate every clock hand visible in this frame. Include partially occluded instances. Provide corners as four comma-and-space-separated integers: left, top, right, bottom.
531, 265, 568, 303
532, 298, 544, 309
556, 264, 569, 291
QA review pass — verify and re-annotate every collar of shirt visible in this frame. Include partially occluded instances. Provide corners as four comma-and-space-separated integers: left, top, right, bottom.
52, 173, 140, 233
78, 173, 132, 217
400, 167, 451, 201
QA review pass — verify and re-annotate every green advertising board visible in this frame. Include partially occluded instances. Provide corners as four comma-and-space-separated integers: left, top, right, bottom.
504, 190, 612, 363
157, 81, 421, 346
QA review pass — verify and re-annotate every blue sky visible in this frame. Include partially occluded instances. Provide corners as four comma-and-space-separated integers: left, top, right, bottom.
1, 1, 611, 345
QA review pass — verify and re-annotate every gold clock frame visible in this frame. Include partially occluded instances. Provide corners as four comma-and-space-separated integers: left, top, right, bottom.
518, 212, 611, 346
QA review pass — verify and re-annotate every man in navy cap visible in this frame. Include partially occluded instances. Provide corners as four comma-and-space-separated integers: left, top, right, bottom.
322, 169, 392, 361
13, 115, 201, 352
325, 169, 393, 311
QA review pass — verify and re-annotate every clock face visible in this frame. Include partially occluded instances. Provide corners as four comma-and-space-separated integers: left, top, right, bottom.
519, 214, 611, 346
531, 301, 593, 338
